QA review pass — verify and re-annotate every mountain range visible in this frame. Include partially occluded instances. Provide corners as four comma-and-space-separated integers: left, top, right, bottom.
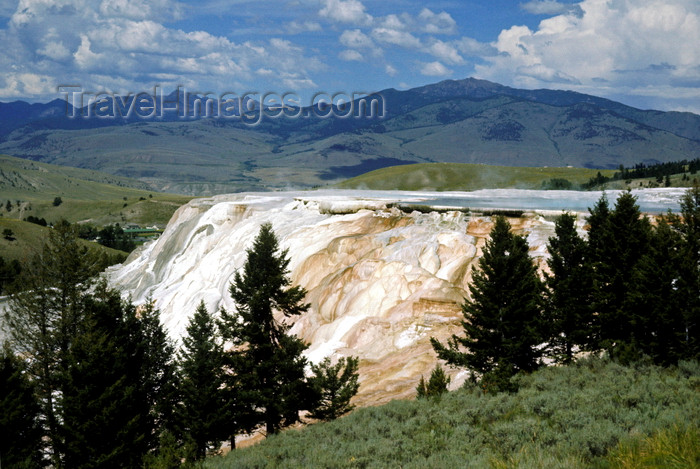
1, 78, 699, 195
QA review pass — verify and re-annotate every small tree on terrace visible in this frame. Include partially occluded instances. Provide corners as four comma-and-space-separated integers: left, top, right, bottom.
416, 364, 451, 399
431, 216, 545, 392
308, 356, 360, 421
219, 223, 311, 437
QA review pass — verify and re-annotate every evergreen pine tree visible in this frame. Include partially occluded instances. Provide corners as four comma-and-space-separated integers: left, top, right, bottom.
219, 223, 311, 437
430, 216, 545, 392
3, 220, 102, 465
60, 284, 177, 469
587, 192, 651, 360
416, 364, 451, 399
177, 301, 229, 461
416, 376, 428, 399
133, 298, 178, 456
308, 356, 360, 421
545, 213, 594, 363
426, 364, 451, 397
628, 219, 686, 364
61, 285, 144, 469
0, 343, 43, 469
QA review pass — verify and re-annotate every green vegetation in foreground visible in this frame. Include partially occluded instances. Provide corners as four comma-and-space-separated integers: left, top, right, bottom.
204, 359, 700, 469
0, 154, 192, 225
334, 163, 617, 191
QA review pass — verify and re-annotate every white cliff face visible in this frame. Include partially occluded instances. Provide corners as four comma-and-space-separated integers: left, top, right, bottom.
107, 189, 675, 407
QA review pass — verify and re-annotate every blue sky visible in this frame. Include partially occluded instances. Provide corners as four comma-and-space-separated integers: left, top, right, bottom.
1, 0, 699, 113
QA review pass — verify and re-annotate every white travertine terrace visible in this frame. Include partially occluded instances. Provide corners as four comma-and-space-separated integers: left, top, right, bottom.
107, 189, 680, 406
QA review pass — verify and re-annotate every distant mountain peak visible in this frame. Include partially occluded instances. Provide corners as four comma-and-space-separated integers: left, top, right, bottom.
412, 77, 506, 99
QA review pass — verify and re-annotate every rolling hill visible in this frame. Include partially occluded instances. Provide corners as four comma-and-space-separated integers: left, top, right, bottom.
0, 217, 127, 265
0, 154, 192, 226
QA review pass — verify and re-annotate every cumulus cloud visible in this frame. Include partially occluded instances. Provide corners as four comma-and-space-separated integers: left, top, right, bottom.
371, 27, 421, 49
0, 0, 322, 98
417, 8, 457, 34
425, 39, 464, 65
331, 7, 465, 80
385, 64, 397, 76
420, 61, 451, 77
476, 0, 700, 110
339, 29, 373, 49
0, 72, 55, 97
319, 0, 372, 25
97, 0, 185, 22
339, 49, 363, 61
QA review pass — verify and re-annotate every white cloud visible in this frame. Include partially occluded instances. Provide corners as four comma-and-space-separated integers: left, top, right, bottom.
420, 61, 451, 77
98, 0, 184, 22
385, 64, 397, 76
371, 27, 421, 49
476, 0, 700, 110
418, 8, 457, 34
377, 14, 409, 31
73, 34, 102, 70
286, 20, 322, 34
0, 0, 323, 97
319, 0, 372, 25
339, 49, 363, 61
279, 72, 317, 89
425, 39, 464, 65
339, 29, 374, 49
37, 41, 71, 61
0, 72, 55, 97
338, 28, 382, 57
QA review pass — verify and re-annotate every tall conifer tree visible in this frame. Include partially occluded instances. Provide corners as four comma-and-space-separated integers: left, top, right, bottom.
3, 221, 101, 465
545, 213, 593, 363
177, 301, 229, 460
60, 284, 177, 468
61, 285, 143, 469
587, 192, 651, 359
219, 223, 311, 436
431, 216, 544, 391
0, 343, 43, 468
628, 219, 685, 364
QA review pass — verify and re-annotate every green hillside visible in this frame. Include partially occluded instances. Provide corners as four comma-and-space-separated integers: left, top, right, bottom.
0, 154, 192, 226
335, 163, 617, 191
0, 218, 127, 264
204, 359, 699, 469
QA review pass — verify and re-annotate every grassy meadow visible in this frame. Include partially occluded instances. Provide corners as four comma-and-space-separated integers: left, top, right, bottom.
203, 359, 699, 469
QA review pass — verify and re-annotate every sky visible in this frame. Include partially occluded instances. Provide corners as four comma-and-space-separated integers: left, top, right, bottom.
0, 0, 699, 113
